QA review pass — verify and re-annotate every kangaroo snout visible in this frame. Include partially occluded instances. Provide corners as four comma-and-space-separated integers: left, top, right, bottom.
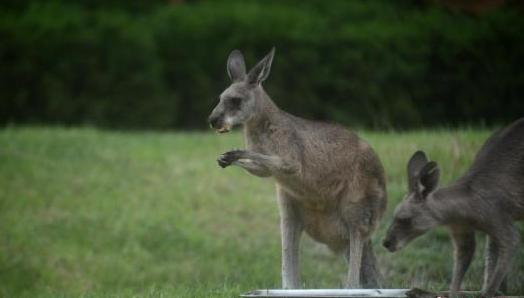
208, 107, 232, 133
208, 114, 221, 129
208, 112, 232, 133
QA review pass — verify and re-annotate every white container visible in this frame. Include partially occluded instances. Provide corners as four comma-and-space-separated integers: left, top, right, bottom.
240, 289, 411, 298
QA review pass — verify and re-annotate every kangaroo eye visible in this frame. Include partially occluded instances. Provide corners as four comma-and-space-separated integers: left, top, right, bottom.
231, 97, 242, 106
398, 218, 411, 225
228, 97, 242, 110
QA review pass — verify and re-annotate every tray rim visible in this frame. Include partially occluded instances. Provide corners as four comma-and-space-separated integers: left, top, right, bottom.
240, 288, 410, 298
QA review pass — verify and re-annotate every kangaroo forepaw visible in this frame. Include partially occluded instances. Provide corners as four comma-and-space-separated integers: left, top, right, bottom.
217, 150, 245, 168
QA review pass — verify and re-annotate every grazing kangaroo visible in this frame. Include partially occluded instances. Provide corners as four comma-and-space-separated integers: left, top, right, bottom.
207, 48, 387, 289
383, 118, 524, 297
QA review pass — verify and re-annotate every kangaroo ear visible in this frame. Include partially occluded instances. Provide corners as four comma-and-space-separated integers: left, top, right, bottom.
407, 151, 428, 192
417, 161, 440, 198
227, 49, 246, 82
247, 47, 275, 85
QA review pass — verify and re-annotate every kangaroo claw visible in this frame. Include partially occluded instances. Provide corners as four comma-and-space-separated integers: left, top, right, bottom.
217, 150, 244, 168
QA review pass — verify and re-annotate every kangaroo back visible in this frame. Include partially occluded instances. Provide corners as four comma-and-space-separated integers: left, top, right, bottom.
462, 118, 524, 218
466, 118, 524, 180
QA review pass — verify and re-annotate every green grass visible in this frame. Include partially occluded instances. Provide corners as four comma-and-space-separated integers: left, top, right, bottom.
0, 127, 522, 297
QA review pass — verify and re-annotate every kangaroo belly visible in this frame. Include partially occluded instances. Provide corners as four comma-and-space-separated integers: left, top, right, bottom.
300, 207, 349, 252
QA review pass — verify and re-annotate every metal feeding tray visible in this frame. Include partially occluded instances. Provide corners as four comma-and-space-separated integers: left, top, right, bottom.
240, 289, 411, 298
240, 289, 522, 298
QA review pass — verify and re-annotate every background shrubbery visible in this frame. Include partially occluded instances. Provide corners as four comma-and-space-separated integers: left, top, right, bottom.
1, 0, 523, 129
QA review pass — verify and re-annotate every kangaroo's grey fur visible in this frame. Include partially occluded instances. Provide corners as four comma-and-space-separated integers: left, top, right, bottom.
383, 118, 524, 297
208, 48, 387, 289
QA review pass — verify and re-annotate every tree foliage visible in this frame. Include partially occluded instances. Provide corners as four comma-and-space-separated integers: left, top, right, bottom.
1, 0, 523, 129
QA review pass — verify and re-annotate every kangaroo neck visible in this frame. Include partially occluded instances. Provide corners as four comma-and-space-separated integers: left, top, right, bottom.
430, 183, 472, 224
243, 87, 286, 150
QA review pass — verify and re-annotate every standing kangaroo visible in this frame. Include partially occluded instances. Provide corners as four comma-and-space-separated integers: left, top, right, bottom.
208, 48, 387, 288
383, 118, 524, 297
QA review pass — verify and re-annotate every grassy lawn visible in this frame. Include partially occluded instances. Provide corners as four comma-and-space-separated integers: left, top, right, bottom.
0, 127, 522, 297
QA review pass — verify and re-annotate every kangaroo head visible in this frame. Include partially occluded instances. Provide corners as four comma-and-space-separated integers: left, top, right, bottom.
208, 48, 275, 133
383, 151, 441, 252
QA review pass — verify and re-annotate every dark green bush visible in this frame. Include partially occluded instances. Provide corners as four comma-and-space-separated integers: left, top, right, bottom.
1, 1, 523, 129
0, 2, 176, 129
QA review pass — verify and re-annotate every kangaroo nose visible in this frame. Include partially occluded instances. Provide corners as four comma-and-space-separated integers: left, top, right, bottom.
208, 115, 219, 128
382, 239, 393, 251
